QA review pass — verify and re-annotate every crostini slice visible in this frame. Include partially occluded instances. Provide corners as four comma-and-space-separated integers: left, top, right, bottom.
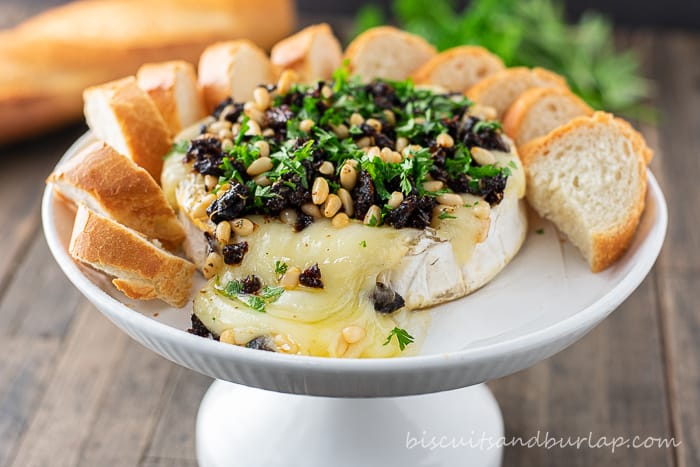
270, 23, 343, 83
503, 87, 594, 147
467, 67, 568, 119
137, 60, 206, 135
412, 45, 505, 92
344, 26, 437, 82
83, 76, 172, 181
198, 40, 276, 112
519, 112, 652, 272
69, 204, 195, 308
48, 142, 186, 250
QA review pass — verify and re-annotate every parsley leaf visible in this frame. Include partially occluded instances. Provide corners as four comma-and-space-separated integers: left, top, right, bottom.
359, 240, 367, 248
383, 327, 415, 351
275, 261, 288, 275
438, 210, 457, 220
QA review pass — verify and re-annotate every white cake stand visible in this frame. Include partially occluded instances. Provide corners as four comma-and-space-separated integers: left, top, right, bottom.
43, 134, 667, 467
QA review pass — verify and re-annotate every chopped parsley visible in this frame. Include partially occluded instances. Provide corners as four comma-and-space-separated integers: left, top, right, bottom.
359, 240, 367, 248
383, 327, 415, 351
438, 210, 457, 220
274, 260, 288, 275
217, 279, 285, 313
473, 120, 503, 133
535, 228, 545, 235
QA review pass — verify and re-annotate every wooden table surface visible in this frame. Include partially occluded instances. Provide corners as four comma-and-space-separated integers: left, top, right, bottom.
1, 5, 699, 467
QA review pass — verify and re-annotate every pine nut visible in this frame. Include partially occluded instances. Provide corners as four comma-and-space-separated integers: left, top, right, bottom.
472, 202, 491, 220
319, 161, 334, 175
230, 218, 255, 236
209, 120, 232, 133
340, 161, 358, 190
215, 221, 231, 244
382, 148, 402, 163
388, 191, 404, 209
350, 112, 364, 126
202, 252, 223, 279
300, 119, 315, 133
436, 133, 454, 148
253, 174, 271, 186
246, 156, 273, 176
331, 123, 349, 139
280, 266, 301, 289
280, 208, 298, 225
337, 188, 354, 217
312, 177, 330, 205
436, 193, 463, 206
218, 129, 233, 140
253, 87, 270, 110
276, 70, 297, 95
273, 334, 299, 354
469, 104, 498, 121
366, 118, 382, 132
471, 147, 496, 166
262, 128, 275, 137
356, 136, 371, 148
382, 109, 396, 125
243, 101, 265, 125
367, 146, 381, 160
335, 338, 349, 357
216, 183, 230, 196
192, 194, 216, 219
219, 329, 236, 345
218, 105, 235, 121
323, 194, 342, 218
422, 180, 444, 192
245, 119, 262, 136
364, 205, 381, 225
321, 85, 333, 99
380, 147, 393, 162
396, 136, 409, 152
204, 175, 219, 192
222, 138, 234, 152
342, 325, 366, 344
254, 140, 270, 158
301, 202, 322, 219
331, 212, 350, 228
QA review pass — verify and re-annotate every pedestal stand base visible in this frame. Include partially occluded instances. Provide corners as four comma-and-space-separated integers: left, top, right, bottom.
197, 381, 503, 467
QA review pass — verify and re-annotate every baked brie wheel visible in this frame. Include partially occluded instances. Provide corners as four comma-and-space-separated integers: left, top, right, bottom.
163, 70, 527, 357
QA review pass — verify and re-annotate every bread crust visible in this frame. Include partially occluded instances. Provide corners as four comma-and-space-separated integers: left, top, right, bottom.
270, 23, 343, 83
0, 0, 295, 145
344, 26, 437, 81
198, 40, 276, 111
412, 45, 505, 92
48, 142, 186, 250
137, 60, 206, 135
519, 112, 651, 271
502, 87, 594, 147
70, 204, 195, 307
83, 77, 172, 181
466, 67, 568, 118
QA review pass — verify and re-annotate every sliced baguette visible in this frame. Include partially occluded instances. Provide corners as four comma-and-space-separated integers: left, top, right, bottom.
136, 61, 206, 135
83, 77, 172, 181
412, 45, 505, 92
520, 112, 652, 272
270, 23, 343, 83
69, 204, 195, 308
344, 26, 437, 82
48, 142, 186, 250
466, 67, 568, 119
503, 87, 594, 147
198, 40, 276, 112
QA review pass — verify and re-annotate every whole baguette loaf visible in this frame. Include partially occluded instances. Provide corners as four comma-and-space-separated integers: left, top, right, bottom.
48, 142, 186, 250
70, 204, 195, 308
0, 0, 295, 145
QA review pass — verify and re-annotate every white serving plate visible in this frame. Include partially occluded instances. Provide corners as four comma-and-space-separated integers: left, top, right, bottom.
43, 133, 668, 398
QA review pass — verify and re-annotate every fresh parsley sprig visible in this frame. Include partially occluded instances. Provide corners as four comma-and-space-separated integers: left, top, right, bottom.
383, 327, 415, 351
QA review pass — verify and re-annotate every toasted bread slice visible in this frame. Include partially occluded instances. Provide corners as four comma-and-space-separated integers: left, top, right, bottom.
467, 67, 568, 119
503, 87, 594, 147
83, 77, 172, 181
520, 112, 652, 272
271, 23, 343, 83
412, 46, 505, 92
48, 142, 186, 250
198, 40, 276, 112
344, 26, 437, 82
70, 204, 195, 307
136, 61, 206, 135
